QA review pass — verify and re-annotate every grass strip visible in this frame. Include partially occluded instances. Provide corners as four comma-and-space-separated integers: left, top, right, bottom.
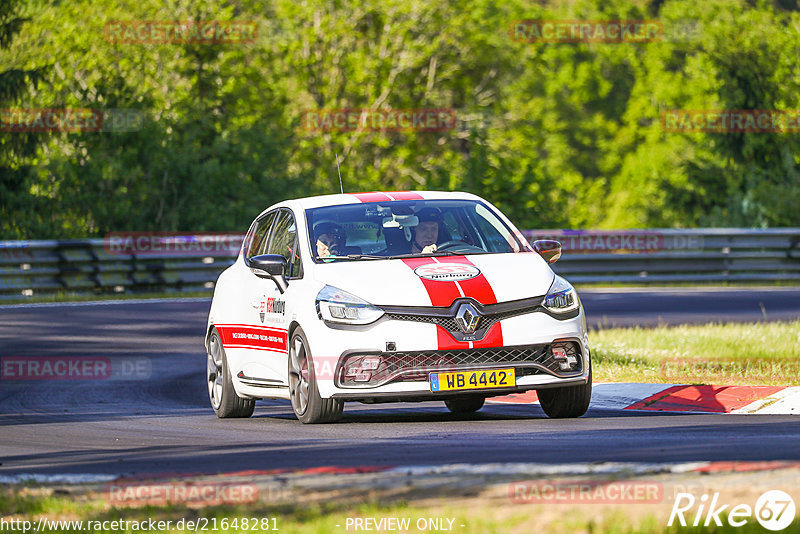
592, 320, 800, 385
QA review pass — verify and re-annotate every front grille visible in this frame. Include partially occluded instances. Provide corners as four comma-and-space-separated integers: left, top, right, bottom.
385, 313, 459, 331
382, 296, 542, 341
337, 341, 582, 388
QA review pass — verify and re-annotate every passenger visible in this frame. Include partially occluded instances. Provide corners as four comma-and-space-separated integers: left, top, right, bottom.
314, 221, 346, 258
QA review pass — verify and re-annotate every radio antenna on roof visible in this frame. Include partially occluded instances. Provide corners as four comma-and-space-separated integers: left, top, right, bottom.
336, 154, 344, 194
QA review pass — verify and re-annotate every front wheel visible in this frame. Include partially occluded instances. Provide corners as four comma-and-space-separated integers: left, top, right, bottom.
207, 329, 255, 418
538, 361, 592, 419
288, 327, 343, 424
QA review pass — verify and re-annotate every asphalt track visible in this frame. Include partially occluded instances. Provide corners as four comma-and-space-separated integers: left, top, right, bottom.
0, 288, 799, 478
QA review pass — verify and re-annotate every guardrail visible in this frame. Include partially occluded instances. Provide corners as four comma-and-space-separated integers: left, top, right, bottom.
1, 229, 799, 300
0, 236, 242, 301
523, 228, 800, 284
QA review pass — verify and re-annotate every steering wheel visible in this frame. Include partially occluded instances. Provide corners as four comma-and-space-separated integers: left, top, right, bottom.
436, 240, 485, 253
436, 240, 467, 250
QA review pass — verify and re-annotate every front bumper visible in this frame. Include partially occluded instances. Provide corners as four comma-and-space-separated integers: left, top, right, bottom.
335, 339, 584, 388
304, 304, 590, 400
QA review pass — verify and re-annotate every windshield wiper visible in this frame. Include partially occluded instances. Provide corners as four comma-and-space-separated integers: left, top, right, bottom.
429, 250, 462, 256
316, 250, 489, 261
383, 250, 465, 259
315, 254, 386, 261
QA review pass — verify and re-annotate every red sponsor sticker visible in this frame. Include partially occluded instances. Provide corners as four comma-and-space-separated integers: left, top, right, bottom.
413, 263, 481, 281
216, 325, 288, 353
509, 479, 663, 503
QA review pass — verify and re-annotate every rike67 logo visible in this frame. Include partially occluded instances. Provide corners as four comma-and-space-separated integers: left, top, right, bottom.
669, 490, 796, 531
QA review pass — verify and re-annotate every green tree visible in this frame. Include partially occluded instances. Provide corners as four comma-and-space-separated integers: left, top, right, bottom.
0, 0, 48, 237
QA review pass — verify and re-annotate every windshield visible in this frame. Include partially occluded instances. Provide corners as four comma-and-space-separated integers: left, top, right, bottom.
306, 199, 523, 262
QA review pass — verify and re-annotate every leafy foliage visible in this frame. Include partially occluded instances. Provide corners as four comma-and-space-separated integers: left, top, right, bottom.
1, 0, 799, 238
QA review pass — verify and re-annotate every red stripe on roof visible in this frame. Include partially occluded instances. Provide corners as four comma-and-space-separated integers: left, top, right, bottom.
625, 385, 785, 413
385, 191, 424, 200
350, 192, 392, 202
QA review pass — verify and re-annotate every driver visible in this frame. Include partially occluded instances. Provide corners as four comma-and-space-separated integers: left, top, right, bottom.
411, 208, 443, 254
314, 221, 346, 258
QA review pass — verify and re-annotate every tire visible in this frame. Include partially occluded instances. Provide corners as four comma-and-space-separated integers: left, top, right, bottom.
207, 329, 255, 418
444, 395, 485, 413
538, 360, 592, 419
288, 327, 343, 424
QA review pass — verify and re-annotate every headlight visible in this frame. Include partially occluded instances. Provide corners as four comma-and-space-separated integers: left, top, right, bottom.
316, 285, 384, 325
543, 276, 580, 315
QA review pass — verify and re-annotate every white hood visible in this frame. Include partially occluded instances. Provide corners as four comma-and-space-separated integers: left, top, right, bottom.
311, 252, 555, 307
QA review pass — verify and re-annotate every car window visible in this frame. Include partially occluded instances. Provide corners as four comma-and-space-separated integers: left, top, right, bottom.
245, 211, 276, 259
442, 211, 465, 242
305, 199, 522, 261
473, 204, 521, 253
267, 209, 297, 264
341, 220, 384, 254
288, 234, 302, 278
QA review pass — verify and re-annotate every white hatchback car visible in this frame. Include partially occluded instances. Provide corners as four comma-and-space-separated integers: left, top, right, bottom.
206, 191, 591, 423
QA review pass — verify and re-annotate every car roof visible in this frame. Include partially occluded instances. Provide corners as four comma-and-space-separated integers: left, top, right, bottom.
258, 191, 486, 218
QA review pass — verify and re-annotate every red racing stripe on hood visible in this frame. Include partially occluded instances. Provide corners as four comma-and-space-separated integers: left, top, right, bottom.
403, 256, 503, 349
401, 257, 462, 307
443, 256, 498, 305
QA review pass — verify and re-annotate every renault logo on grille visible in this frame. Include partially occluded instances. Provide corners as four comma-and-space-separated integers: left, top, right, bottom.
454, 303, 481, 334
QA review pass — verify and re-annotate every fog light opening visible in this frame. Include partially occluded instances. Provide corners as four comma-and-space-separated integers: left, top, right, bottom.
553, 343, 578, 371
362, 356, 381, 370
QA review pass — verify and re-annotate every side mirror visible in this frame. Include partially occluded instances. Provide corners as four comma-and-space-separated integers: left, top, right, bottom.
533, 240, 562, 264
249, 254, 288, 293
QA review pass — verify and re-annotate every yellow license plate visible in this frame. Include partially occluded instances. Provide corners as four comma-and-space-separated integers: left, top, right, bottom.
430, 368, 515, 392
